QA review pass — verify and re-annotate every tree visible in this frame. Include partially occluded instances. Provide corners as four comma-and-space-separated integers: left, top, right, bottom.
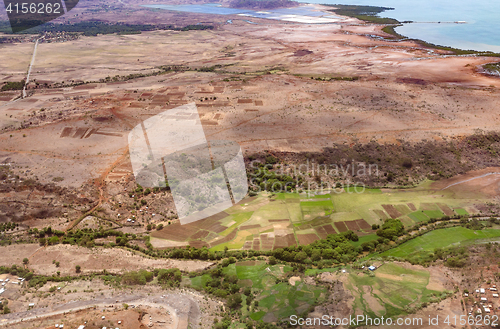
227, 294, 242, 309
23, 258, 29, 264
48, 236, 60, 245
311, 250, 321, 262
294, 251, 307, 263
75, 265, 81, 273
243, 287, 252, 296
268, 256, 277, 265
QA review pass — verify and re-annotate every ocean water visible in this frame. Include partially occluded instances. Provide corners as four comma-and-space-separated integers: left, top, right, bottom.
300, 0, 500, 52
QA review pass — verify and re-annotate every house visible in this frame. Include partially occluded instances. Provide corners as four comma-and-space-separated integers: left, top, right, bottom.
493, 293, 499, 298
464, 293, 469, 297
77, 326, 85, 329
368, 266, 376, 271
481, 297, 488, 302
485, 307, 491, 313
480, 288, 486, 294
490, 288, 497, 291
28, 303, 35, 307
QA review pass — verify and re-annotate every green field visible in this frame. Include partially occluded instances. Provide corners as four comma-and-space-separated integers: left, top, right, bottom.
216, 262, 326, 321
380, 227, 500, 259
345, 263, 449, 319
350, 234, 379, 247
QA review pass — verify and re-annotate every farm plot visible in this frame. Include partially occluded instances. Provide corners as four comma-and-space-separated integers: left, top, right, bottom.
345, 263, 448, 320
220, 262, 326, 322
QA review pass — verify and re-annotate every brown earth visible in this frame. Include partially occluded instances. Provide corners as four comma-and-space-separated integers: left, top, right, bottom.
0, 244, 213, 276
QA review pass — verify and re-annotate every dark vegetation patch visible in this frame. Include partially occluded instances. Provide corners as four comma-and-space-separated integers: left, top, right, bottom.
1, 80, 24, 92
483, 62, 500, 75
0, 21, 214, 36
246, 132, 500, 189
325, 4, 399, 24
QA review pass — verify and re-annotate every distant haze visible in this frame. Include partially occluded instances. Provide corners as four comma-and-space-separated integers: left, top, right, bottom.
301, 0, 500, 52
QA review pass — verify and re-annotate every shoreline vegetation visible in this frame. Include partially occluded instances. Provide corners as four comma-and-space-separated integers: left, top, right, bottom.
483, 62, 500, 76
0, 21, 214, 36
325, 4, 500, 59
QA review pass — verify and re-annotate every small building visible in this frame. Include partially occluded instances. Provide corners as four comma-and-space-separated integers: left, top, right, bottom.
102, 316, 105, 320
481, 297, 488, 302
493, 293, 499, 298
28, 303, 35, 307
464, 293, 469, 297
485, 307, 491, 313
480, 288, 486, 294
490, 288, 497, 291
368, 266, 376, 271
77, 326, 85, 329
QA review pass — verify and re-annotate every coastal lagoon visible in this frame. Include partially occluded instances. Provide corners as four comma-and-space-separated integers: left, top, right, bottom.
143, 3, 343, 24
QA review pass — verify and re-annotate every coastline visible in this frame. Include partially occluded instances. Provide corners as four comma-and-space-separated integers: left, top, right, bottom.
315, 3, 500, 58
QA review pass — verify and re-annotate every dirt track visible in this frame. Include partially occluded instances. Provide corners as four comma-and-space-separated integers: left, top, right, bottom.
1, 290, 206, 329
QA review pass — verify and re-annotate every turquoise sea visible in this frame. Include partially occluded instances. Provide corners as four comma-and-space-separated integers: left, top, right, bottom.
301, 0, 500, 52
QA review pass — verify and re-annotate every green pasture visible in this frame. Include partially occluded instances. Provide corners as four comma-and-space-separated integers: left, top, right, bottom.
380, 227, 500, 259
